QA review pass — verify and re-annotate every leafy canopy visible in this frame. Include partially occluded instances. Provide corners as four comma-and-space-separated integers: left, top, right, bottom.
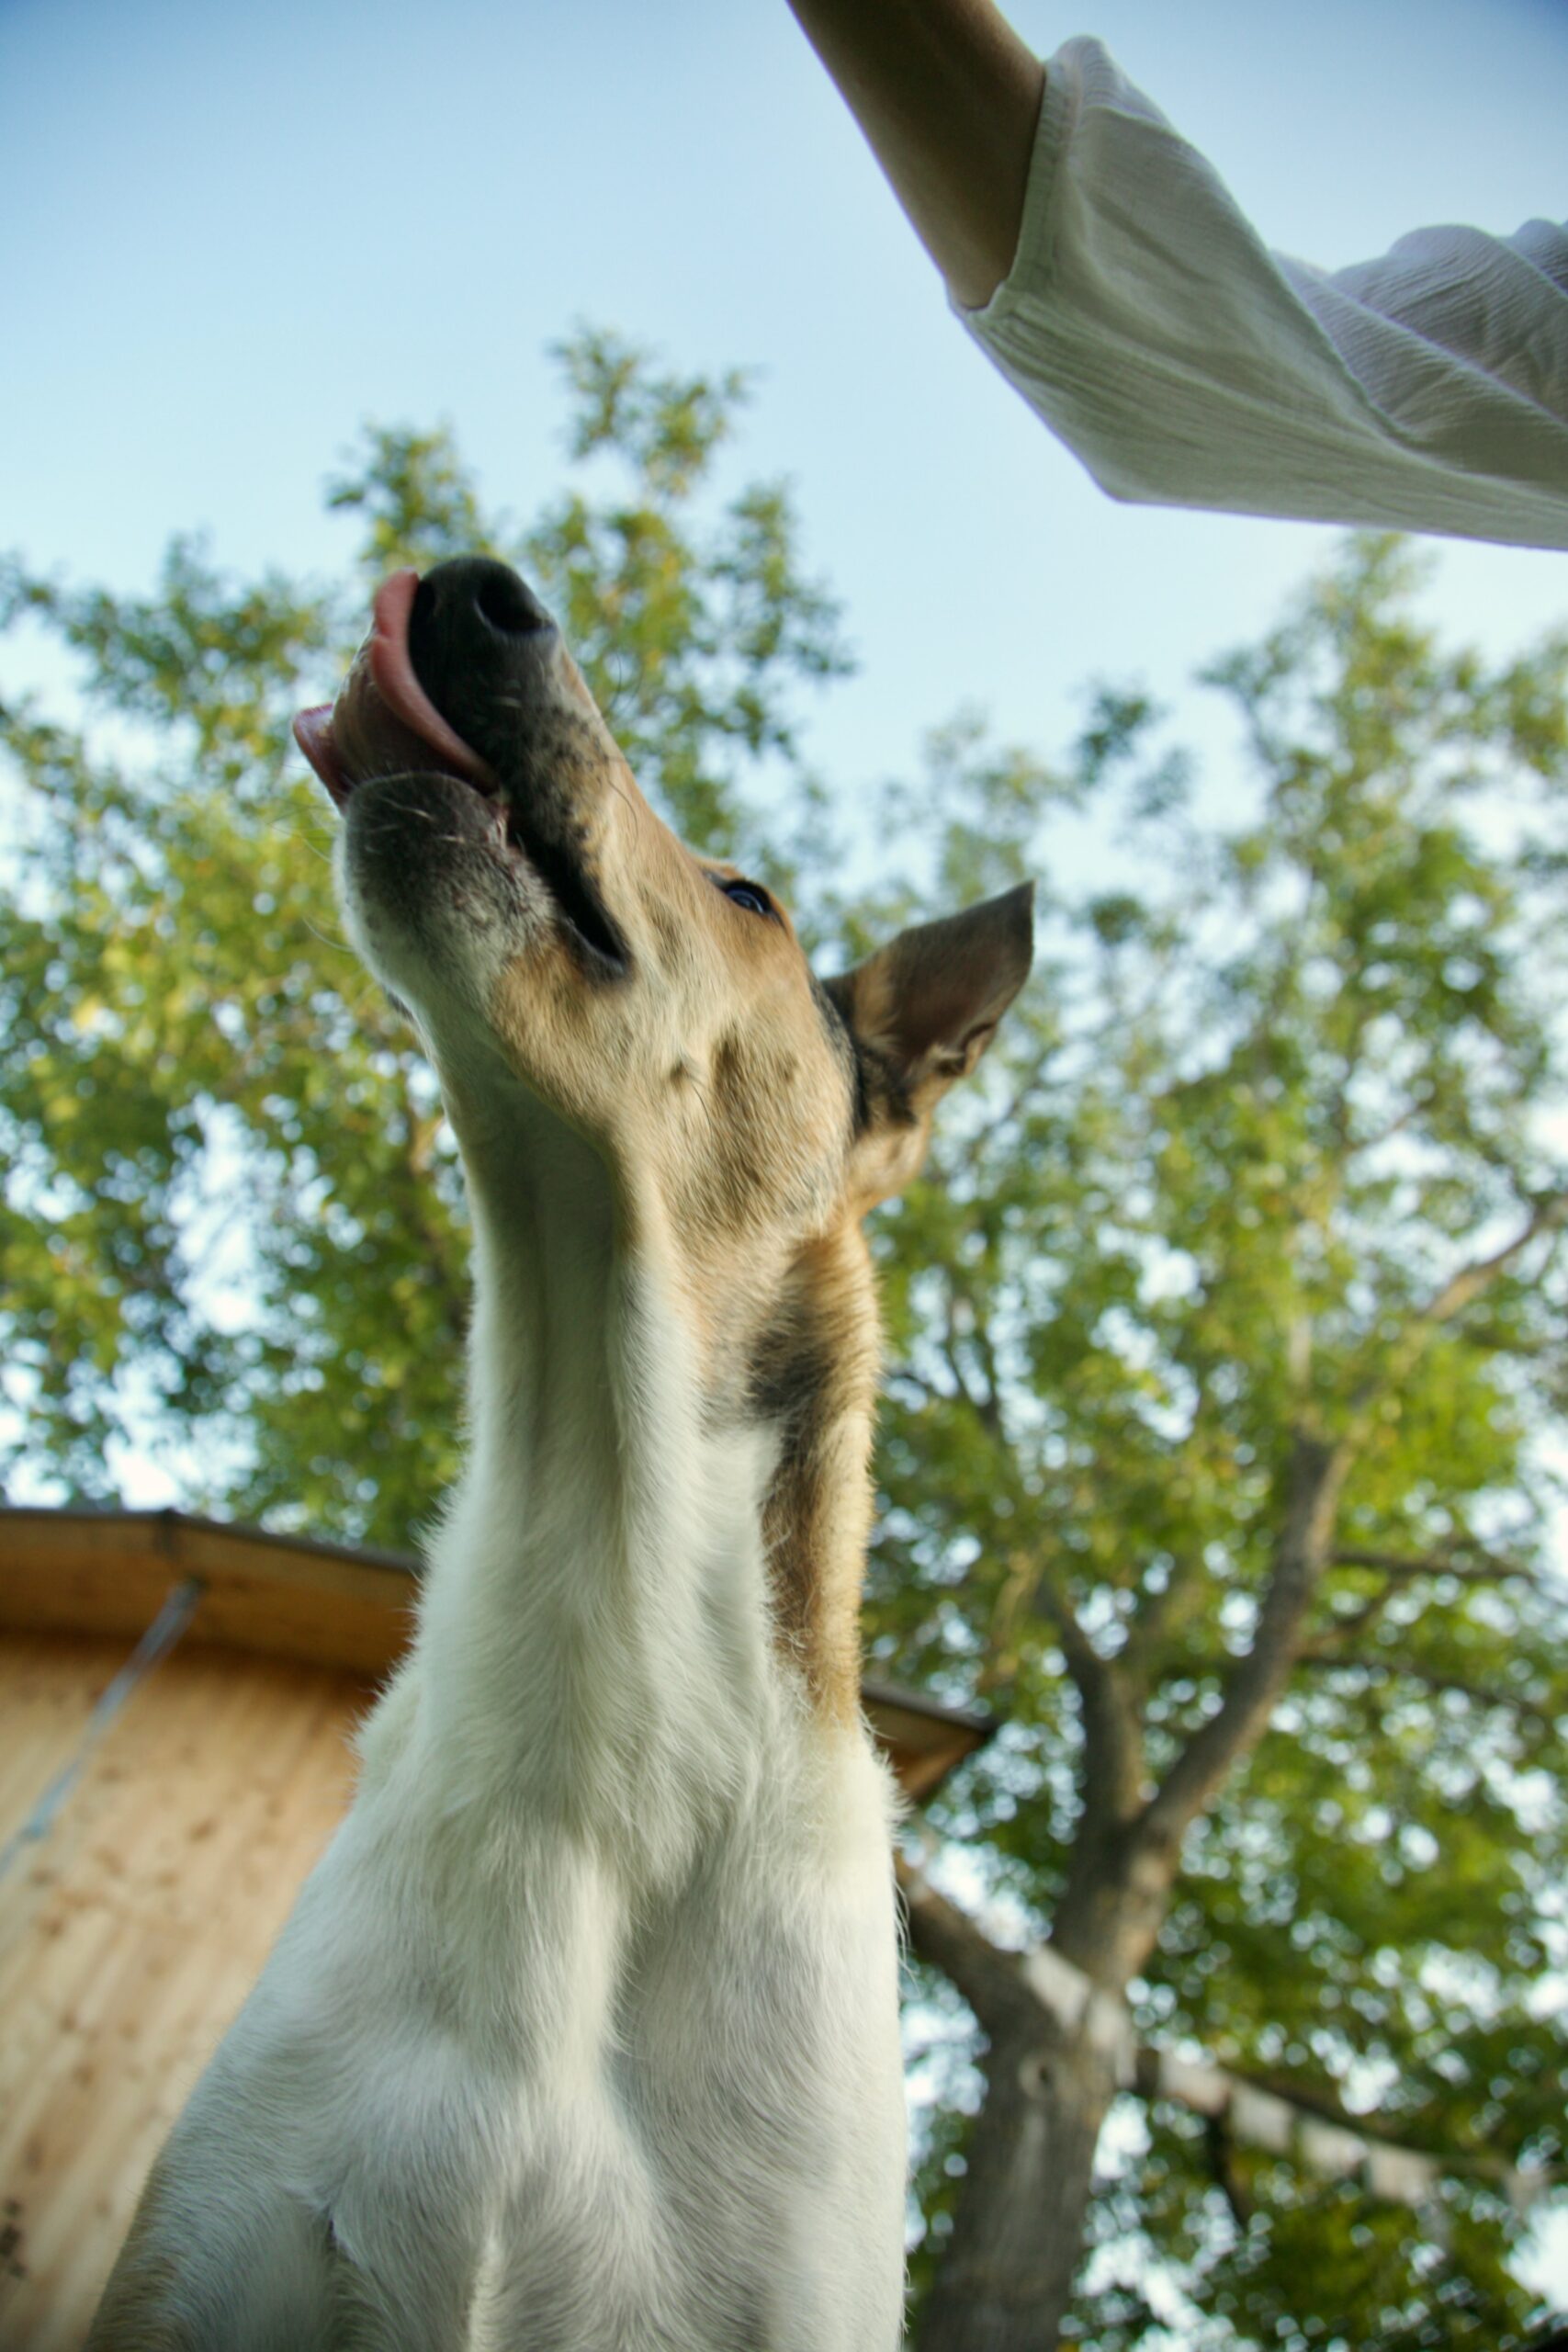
881, 540, 1568, 2348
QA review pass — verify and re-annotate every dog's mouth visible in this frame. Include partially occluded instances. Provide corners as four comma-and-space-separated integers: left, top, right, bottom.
294, 568, 628, 976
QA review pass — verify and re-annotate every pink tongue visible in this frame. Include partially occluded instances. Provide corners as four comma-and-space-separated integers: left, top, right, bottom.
292, 704, 348, 804
367, 570, 491, 784
291, 568, 496, 807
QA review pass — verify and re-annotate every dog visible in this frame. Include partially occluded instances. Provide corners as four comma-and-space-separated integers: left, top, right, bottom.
86, 557, 1032, 2349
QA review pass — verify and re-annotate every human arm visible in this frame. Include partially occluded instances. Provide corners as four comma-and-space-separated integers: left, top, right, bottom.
784, 0, 1043, 307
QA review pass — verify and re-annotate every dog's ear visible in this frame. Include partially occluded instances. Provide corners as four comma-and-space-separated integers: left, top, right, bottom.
828, 882, 1033, 1208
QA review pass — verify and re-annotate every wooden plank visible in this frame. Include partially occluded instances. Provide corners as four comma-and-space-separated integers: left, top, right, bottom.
0, 1638, 367, 2349
0, 1634, 112, 1854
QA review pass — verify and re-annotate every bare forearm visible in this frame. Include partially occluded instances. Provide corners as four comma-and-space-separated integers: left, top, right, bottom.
787, 0, 1044, 307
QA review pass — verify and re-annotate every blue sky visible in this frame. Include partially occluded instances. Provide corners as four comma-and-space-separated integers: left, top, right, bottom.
4, 0, 1566, 812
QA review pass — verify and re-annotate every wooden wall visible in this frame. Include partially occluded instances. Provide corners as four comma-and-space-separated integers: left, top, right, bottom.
0, 1631, 367, 2350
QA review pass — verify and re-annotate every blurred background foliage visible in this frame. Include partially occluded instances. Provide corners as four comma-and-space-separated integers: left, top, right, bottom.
3, 334, 1565, 2349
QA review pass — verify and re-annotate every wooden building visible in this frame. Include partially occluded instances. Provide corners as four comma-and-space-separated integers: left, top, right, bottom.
0, 1506, 989, 2347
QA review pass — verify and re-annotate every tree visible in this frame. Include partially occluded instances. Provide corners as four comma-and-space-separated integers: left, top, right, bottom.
870, 541, 1568, 2349
4, 351, 1565, 2348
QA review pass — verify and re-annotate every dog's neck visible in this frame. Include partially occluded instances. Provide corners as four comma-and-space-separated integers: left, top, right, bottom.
407, 1079, 878, 1871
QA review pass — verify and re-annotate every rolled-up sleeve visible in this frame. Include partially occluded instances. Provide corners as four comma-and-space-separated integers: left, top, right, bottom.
959, 38, 1568, 548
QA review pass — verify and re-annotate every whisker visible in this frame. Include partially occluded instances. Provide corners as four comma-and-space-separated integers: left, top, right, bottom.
299, 919, 355, 956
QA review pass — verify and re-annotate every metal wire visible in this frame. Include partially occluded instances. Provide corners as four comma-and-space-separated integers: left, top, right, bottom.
0, 1577, 203, 1886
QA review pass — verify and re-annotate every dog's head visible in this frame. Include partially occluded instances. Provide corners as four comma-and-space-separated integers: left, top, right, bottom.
297, 559, 1032, 1272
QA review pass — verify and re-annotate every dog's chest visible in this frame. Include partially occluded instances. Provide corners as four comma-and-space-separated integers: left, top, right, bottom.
217, 1709, 907, 2352
480, 1812, 905, 2348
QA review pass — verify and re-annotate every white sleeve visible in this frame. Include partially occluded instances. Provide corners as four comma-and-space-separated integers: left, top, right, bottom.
959, 38, 1568, 548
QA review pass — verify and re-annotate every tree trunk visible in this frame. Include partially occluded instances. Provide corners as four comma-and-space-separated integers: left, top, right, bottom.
908, 1428, 1354, 2349
915, 2003, 1119, 2352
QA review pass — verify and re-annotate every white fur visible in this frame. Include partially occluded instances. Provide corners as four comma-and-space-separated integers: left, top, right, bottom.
113, 1075, 907, 2348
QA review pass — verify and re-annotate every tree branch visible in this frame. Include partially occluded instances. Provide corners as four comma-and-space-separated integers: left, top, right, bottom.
940, 1286, 1001, 1438
1307, 1582, 1401, 1653
1420, 1192, 1568, 1323
1122, 1551, 1210, 1681
1292, 1650, 1560, 1726
903, 1862, 1561, 2209
1331, 1544, 1544, 1592
1349, 1191, 1568, 1420
1205, 2110, 1257, 2230
1136, 1430, 1348, 1855
1307, 1542, 1550, 1653
896, 1855, 1046, 2042
1021, 1552, 1146, 1827
965, 1291, 1007, 1442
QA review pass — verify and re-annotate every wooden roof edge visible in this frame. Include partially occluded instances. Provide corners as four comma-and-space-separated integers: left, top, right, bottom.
1, 1505, 999, 1747
0, 1501, 420, 1580
859, 1676, 995, 1741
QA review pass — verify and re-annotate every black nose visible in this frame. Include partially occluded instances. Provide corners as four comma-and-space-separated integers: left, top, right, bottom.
414, 556, 555, 650
472, 560, 554, 639
406, 559, 558, 763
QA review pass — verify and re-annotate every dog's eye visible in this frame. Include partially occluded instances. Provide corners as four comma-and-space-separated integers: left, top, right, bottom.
716, 876, 775, 920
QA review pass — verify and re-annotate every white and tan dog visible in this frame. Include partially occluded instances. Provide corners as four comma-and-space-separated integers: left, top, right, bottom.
88, 558, 1032, 2350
